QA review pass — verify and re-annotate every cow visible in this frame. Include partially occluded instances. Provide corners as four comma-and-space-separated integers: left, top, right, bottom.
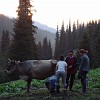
5, 59, 58, 93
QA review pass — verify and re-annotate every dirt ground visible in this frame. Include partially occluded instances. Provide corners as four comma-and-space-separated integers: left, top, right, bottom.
0, 87, 100, 100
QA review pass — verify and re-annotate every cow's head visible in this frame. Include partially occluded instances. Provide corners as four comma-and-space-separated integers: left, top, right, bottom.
5, 59, 19, 75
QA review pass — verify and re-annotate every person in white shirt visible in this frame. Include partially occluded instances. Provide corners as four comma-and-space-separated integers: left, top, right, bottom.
55, 55, 67, 93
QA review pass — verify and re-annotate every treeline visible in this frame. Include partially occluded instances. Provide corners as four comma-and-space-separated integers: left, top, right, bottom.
0, 14, 55, 50
0, 30, 10, 70
37, 36, 52, 60
0, 0, 54, 71
0, 20, 100, 70
54, 20, 100, 68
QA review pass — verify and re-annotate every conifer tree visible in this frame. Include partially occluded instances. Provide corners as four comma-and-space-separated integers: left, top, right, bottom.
72, 22, 77, 49
67, 21, 72, 51
79, 29, 90, 50
90, 20, 100, 67
48, 39, 52, 59
0, 30, 10, 69
1, 30, 10, 54
96, 20, 100, 66
10, 0, 37, 61
54, 25, 60, 60
37, 41, 43, 60
59, 21, 66, 56
42, 36, 48, 59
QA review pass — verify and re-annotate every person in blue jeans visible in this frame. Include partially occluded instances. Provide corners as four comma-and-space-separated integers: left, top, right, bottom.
79, 49, 90, 94
55, 55, 67, 93
45, 75, 57, 93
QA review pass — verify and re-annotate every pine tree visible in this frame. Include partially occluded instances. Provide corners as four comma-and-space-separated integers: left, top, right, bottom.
1, 30, 10, 54
90, 20, 100, 67
67, 20, 72, 51
37, 41, 43, 60
42, 36, 48, 59
72, 22, 77, 49
0, 30, 10, 69
54, 25, 60, 60
59, 21, 66, 56
79, 29, 90, 50
9, 0, 37, 61
48, 39, 52, 59
96, 20, 100, 66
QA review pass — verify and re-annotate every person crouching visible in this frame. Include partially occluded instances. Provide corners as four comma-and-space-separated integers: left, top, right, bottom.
45, 74, 57, 93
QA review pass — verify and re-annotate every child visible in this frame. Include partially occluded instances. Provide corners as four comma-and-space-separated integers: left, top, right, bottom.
45, 74, 57, 93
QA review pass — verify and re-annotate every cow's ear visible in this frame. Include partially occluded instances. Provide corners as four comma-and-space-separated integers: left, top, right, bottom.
15, 60, 20, 64
8, 58, 11, 62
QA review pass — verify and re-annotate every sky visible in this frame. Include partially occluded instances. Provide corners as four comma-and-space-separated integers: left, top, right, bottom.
0, 0, 100, 29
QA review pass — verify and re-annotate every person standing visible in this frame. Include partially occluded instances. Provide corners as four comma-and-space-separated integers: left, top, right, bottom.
79, 49, 90, 94
55, 55, 67, 93
65, 50, 78, 91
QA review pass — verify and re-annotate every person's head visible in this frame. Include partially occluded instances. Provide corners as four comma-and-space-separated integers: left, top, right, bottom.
68, 50, 73, 57
59, 55, 64, 61
79, 49, 85, 56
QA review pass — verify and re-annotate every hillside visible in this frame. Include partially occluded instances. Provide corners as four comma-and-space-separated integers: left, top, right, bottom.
0, 14, 56, 51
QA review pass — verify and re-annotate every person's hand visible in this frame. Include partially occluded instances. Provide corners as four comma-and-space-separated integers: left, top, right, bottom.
69, 65, 72, 68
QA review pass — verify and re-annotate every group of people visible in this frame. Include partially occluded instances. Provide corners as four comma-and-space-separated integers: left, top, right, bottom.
45, 49, 90, 94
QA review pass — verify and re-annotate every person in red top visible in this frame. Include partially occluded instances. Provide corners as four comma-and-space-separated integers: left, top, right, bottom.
65, 50, 78, 90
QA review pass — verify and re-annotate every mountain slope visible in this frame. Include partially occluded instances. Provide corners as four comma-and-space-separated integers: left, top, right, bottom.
34, 21, 56, 33
0, 14, 56, 51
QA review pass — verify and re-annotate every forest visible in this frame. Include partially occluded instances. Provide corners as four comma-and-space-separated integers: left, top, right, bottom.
0, 0, 100, 99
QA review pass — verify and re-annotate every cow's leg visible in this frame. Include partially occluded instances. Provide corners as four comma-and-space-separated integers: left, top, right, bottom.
27, 78, 32, 93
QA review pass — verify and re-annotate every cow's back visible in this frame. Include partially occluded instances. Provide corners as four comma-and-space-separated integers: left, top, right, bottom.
28, 60, 57, 79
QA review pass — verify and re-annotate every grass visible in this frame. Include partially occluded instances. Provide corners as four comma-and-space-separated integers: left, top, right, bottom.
0, 68, 100, 100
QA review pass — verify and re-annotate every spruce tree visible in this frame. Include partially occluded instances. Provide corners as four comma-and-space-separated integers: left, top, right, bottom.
48, 39, 52, 59
67, 21, 72, 51
10, 0, 37, 61
59, 21, 66, 56
37, 41, 43, 60
1, 30, 10, 54
72, 22, 77, 49
0, 30, 10, 69
42, 36, 48, 59
54, 25, 60, 60
90, 20, 100, 67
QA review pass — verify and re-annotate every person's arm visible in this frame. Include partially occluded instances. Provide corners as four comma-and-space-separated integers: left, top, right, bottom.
65, 62, 67, 73
65, 57, 70, 68
79, 56, 85, 71
73, 57, 78, 67
55, 63, 58, 73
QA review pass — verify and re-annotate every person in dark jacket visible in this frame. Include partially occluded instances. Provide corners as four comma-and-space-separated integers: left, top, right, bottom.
79, 49, 90, 94
65, 50, 77, 91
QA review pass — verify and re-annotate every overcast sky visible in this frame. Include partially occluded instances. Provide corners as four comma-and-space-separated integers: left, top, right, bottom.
0, 0, 100, 29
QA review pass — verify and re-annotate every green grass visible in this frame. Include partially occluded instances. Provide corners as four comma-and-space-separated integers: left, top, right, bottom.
0, 68, 100, 100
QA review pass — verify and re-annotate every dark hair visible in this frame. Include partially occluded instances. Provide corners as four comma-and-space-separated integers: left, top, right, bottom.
59, 55, 64, 61
69, 50, 73, 53
79, 49, 85, 54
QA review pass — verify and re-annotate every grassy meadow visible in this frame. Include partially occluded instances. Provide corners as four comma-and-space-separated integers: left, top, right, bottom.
0, 68, 100, 100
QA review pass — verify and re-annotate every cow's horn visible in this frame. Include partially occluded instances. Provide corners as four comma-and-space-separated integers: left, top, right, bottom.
8, 58, 11, 62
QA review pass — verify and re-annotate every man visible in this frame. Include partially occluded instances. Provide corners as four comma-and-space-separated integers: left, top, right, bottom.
65, 50, 77, 91
79, 49, 90, 94
55, 55, 67, 93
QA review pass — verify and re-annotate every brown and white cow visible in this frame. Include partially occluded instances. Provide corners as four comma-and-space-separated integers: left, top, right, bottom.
5, 59, 57, 93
